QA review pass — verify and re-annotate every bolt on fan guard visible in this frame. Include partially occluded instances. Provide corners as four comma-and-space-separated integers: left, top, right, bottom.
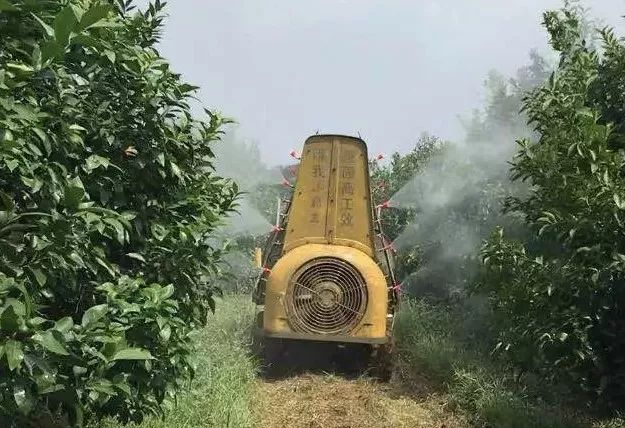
286, 257, 368, 335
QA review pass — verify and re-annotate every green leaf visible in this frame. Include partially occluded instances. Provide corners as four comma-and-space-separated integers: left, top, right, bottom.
614, 194, 625, 210
64, 177, 85, 210
113, 379, 131, 396
576, 107, 594, 118
40, 40, 62, 63
54, 316, 74, 333
73, 365, 87, 376
5, 340, 24, 371
21, 176, 43, 192
95, 257, 116, 278
0, 0, 18, 12
14, 384, 34, 415
5, 159, 19, 172
28, 317, 47, 327
125, 252, 146, 263
32, 128, 51, 155
161, 284, 174, 300
30, 267, 47, 286
32, 14, 54, 37
54, 6, 78, 46
112, 348, 154, 361
170, 161, 182, 179
104, 218, 125, 244
81, 304, 108, 328
32, 331, 69, 355
104, 49, 116, 63
69, 124, 87, 132
1, 305, 21, 333
159, 324, 171, 342
85, 155, 110, 172
0, 190, 14, 210
78, 4, 112, 30
151, 223, 168, 241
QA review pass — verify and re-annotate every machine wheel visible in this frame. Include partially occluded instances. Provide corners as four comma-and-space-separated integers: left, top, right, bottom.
250, 311, 264, 359
259, 337, 286, 377
370, 339, 394, 382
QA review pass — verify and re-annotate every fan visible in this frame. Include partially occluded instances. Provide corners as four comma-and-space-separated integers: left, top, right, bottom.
286, 257, 368, 335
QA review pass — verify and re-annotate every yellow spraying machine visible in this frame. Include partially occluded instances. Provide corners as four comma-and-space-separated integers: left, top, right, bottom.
252, 134, 398, 377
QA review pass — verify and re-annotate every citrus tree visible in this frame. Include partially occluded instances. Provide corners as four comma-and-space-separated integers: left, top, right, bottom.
0, 0, 237, 425
477, 5, 625, 405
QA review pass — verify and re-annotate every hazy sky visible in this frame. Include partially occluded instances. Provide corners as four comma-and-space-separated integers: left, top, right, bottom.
143, 1, 625, 165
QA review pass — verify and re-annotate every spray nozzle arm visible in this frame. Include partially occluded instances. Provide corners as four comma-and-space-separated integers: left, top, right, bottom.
376, 200, 390, 209
281, 178, 293, 188
289, 150, 301, 160
262, 266, 271, 274
271, 225, 284, 233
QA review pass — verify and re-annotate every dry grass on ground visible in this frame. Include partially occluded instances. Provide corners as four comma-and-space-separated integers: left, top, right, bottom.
255, 372, 468, 428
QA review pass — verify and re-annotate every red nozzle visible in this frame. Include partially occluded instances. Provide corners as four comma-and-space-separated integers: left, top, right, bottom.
271, 225, 284, 233
262, 266, 271, 274
383, 242, 396, 254
376, 200, 390, 209
376, 153, 384, 160
391, 282, 402, 292
288, 165, 298, 177
281, 178, 293, 188
289, 150, 301, 160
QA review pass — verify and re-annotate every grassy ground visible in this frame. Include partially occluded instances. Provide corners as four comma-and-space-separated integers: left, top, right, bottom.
393, 298, 625, 428
100, 295, 258, 428
99, 294, 625, 428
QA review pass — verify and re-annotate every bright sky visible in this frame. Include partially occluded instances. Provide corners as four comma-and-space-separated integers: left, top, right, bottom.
140, 0, 625, 165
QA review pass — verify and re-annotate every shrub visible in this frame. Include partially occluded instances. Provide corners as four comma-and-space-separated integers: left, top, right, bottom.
0, 0, 237, 425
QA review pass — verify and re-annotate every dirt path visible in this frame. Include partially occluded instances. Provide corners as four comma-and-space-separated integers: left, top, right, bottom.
255, 372, 468, 428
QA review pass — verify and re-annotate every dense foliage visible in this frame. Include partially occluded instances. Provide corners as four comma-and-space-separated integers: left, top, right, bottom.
477, 6, 625, 405
0, 0, 236, 425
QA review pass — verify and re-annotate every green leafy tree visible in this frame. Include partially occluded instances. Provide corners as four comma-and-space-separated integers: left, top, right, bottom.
477, 5, 625, 405
0, 0, 236, 425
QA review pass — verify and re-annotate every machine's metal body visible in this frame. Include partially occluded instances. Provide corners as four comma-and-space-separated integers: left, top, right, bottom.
253, 135, 398, 362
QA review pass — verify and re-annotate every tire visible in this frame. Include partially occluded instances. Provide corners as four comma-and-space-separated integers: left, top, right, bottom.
370, 340, 394, 382
260, 337, 286, 377
250, 311, 264, 359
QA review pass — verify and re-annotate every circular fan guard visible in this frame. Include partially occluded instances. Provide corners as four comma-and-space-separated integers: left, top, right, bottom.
286, 257, 368, 335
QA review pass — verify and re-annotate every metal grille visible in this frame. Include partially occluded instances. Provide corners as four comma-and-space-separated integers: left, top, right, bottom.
286, 257, 368, 335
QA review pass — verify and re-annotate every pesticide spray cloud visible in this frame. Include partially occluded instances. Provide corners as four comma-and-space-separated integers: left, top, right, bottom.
387, 61, 549, 298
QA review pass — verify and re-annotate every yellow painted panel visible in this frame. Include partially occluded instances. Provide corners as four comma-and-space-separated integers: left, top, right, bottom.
283, 135, 375, 257
330, 139, 375, 252
283, 139, 332, 248
263, 244, 388, 342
